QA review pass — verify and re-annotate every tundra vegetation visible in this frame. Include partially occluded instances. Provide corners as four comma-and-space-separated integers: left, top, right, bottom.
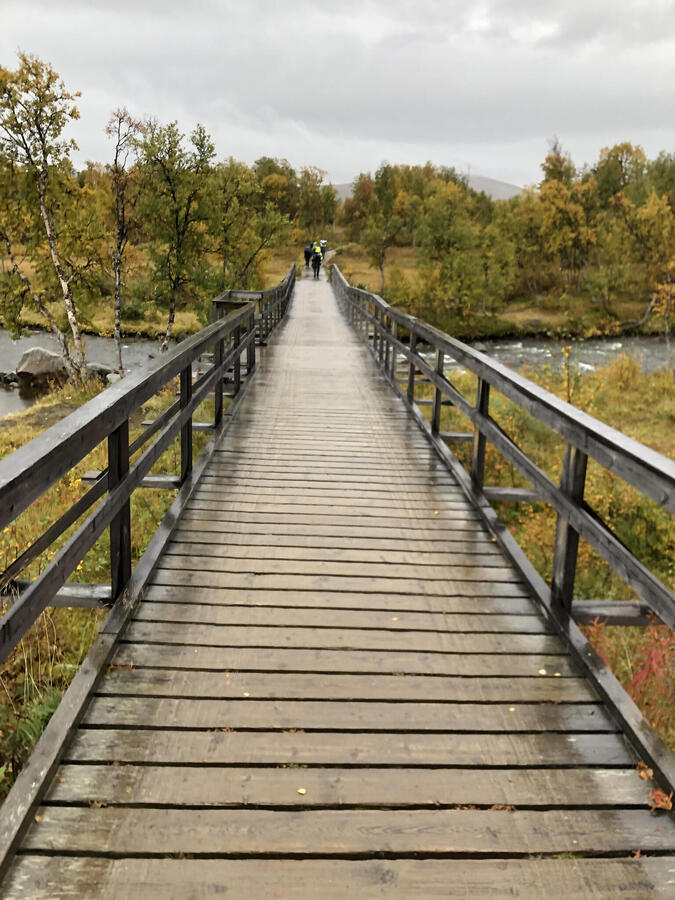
0, 54, 672, 798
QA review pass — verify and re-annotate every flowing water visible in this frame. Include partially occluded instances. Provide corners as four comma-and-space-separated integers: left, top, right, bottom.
0, 330, 162, 418
0, 326, 671, 420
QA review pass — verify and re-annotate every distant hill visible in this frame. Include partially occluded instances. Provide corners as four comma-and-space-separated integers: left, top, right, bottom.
332, 173, 523, 202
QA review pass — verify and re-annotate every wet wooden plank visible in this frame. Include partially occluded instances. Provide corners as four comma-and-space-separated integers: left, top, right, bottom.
123, 621, 564, 653
174, 518, 496, 544
138, 584, 537, 614
147, 571, 527, 597
164, 541, 505, 568
46, 765, 645, 807
132, 603, 551, 634
65, 728, 634, 767
4, 856, 674, 900
185, 499, 482, 522
21, 807, 674, 855
113, 643, 578, 677
99, 669, 594, 702
194, 482, 467, 501
169, 529, 500, 553
82, 696, 612, 732
155, 554, 518, 583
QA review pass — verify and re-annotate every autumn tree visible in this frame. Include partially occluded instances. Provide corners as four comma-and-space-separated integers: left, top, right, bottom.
139, 120, 215, 350
0, 53, 91, 377
106, 108, 142, 374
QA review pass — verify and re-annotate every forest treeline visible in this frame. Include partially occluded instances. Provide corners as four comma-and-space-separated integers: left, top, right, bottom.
0, 51, 673, 379
342, 147, 674, 342
0, 53, 337, 377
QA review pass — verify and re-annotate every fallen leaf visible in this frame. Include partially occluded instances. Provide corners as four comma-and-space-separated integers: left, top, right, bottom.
433, 510, 439, 515
391, 616, 399, 621
637, 762, 654, 781
243, 692, 250, 697
554, 672, 561, 677
508, 707, 515, 712
649, 789, 673, 811
34, 815, 43, 823
538, 669, 547, 675
297, 788, 307, 795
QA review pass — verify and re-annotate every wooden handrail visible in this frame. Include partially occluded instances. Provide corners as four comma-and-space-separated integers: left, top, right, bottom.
332, 265, 675, 630
0, 266, 295, 664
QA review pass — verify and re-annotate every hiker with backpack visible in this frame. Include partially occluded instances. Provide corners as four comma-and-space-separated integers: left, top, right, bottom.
311, 242, 323, 279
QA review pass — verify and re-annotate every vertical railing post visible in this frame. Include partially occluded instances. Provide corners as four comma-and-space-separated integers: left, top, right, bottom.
384, 315, 391, 373
213, 307, 224, 429
407, 331, 418, 405
377, 308, 385, 367
108, 420, 131, 601
246, 308, 256, 377
389, 319, 398, 380
471, 378, 490, 492
551, 444, 588, 612
233, 325, 242, 395
431, 349, 444, 435
180, 364, 193, 483
373, 306, 379, 359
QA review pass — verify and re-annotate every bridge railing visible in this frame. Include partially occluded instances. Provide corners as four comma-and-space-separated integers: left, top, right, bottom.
0, 265, 295, 665
213, 264, 296, 344
332, 266, 674, 633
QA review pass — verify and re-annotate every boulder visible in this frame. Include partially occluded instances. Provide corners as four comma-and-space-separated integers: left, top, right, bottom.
16, 348, 68, 381
86, 362, 116, 382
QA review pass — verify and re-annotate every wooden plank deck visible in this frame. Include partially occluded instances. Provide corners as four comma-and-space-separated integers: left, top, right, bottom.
3, 269, 674, 897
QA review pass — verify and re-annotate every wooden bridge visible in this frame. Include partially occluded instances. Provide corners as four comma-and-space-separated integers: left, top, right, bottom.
0, 263, 674, 897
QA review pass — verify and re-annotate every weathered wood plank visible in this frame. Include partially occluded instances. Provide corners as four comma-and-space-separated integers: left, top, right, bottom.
46, 764, 644, 807
4, 857, 674, 900
148, 571, 526, 596
169, 528, 500, 553
65, 728, 634, 766
175, 516, 495, 542
164, 541, 505, 567
154, 554, 518, 583
123, 620, 563, 653
113, 643, 578, 676
132, 603, 551, 634
139, 584, 536, 614
21, 807, 674, 855
99, 669, 593, 702
185, 499, 481, 521
82, 696, 612, 732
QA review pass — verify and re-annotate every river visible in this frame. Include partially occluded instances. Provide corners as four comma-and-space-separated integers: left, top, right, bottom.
0, 328, 671, 420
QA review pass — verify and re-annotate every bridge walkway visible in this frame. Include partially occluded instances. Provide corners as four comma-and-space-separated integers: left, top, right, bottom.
3, 270, 674, 897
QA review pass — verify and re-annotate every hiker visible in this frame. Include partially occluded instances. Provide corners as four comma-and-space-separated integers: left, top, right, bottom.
319, 239, 327, 259
311, 242, 323, 279
304, 242, 312, 267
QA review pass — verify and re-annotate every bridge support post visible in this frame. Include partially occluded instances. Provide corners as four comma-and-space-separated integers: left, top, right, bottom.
389, 320, 398, 380
108, 420, 131, 602
471, 378, 490, 492
407, 331, 418, 405
552, 444, 588, 612
233, 326, 242, 395
180, 365, 193, 483
432, 350, 445, 435
246, 309, 256, 377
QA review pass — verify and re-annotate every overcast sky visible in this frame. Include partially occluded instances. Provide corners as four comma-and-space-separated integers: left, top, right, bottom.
2, 0, 673, 187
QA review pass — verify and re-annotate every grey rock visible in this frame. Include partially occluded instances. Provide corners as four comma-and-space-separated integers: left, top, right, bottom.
16, 347, 67, 380
106, 372, 122, 385
86, 362, 116, 381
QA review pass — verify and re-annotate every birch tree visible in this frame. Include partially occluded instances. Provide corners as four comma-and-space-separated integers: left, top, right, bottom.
0, 53, 87, 378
